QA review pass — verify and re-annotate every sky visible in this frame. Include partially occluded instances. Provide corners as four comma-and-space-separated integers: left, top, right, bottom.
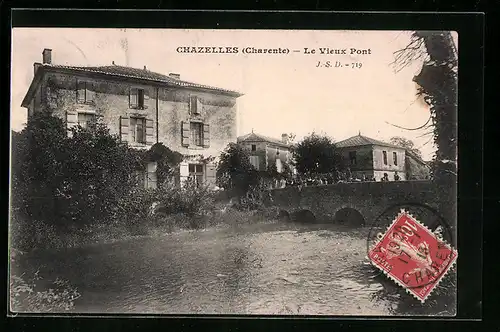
11, 29, 458, 161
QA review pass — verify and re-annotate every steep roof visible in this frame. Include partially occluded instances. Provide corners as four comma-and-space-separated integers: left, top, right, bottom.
22, 63, 242, 107
405, 149, 429, 167
335, 134, 402, 149
237, 132, 290, 148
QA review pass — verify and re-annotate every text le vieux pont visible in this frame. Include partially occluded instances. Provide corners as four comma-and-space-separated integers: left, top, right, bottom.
176, 46, 372, 55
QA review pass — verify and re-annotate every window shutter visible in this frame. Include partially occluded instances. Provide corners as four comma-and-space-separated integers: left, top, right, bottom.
179, 163, 189, 186
181, 121, 190, 147
203, 123, 210, 147
86, 82, 95, 103
196, 97, 203, 115
143, 89, 149, 109
66, 111, 78, 133
120, 116, 130, 142
77, 81, 85, 103
145, 118, 154, 145
129, 88, 138, 108
189, 95, 199, 114
205, 163, 217, 187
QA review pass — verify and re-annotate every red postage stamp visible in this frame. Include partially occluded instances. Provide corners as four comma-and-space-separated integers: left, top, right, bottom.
368, 209, 458, 303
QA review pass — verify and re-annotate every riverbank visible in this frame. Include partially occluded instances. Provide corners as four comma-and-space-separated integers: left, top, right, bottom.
10, 219, 456, 316
9, 206, 281, 256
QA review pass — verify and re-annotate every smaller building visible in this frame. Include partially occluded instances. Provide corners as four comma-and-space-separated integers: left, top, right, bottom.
405, 149, 431, 180
237, 132, 292, 173
335, 134, 406, 181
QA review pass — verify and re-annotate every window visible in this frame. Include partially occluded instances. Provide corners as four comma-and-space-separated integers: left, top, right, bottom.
383, 151, 388, 165
77, 113, 96, 129
188, 164, 204, 185
130, 88, 146, 109
130, 117, 146, 144
251, 144, 256, 152
393, 152, 398, 166
349, 151, 357, 165
249, 156, 260, 171
182, 121, 210, 148
137, 89, 145, 109
190, 122, 203, 146
77, 81, 94, 104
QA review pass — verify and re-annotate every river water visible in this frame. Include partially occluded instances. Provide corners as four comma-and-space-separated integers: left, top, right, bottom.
14, 222, 403, 315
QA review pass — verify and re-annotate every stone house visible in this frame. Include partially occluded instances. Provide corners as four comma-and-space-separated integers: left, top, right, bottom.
21, 48, 242, 189
237, 132, 292, 173
335, 134, 407, 181
405, 149, 431, 180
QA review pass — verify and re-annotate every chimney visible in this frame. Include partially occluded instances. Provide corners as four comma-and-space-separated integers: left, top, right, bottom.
34, 62, 42, 75
42, 48, 52, 64
282, 133, 288, 144
169, 73, 180, 79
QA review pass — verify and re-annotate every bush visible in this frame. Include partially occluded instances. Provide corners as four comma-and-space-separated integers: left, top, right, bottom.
154, 180, 215, 218
10, 216, 63, 251
11, 113, 141, 230
216, 143, 261, 197
10, 271, 81, 313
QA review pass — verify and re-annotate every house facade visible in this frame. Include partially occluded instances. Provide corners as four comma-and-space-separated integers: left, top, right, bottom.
237, 132, 291, 173
335, 134, 407, 181
21, 49, 242, 188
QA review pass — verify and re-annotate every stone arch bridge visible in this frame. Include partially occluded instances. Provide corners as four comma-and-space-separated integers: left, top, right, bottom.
267, 181, 453, 228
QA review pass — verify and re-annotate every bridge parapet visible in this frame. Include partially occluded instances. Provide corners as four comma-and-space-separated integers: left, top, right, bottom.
268, 181, 445, 226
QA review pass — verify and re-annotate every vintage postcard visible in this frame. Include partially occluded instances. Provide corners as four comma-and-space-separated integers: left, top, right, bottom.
9, 28, 458, 316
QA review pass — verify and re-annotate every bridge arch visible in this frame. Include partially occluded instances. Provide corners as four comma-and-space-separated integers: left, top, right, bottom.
277, 209, 291, 221
291, 209, 317, 223
333, 207, 366, 226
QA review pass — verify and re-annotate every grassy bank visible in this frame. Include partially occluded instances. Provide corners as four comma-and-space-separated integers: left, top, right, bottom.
10, 206, 281, 254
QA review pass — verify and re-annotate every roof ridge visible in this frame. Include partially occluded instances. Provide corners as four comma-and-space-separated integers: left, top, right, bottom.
238, 131, 289, 147
40, 63, 242, 96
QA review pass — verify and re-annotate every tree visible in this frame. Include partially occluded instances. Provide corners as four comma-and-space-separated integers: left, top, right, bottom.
392, 31, 457, 182
291, 132, 341, 175
216, 143, 260, 197
389, 136, 423, 159
266, 161, 293, 181
145, 143, 183, 187
10, 112, 142, 229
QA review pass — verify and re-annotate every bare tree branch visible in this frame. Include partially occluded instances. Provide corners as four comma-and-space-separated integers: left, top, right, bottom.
384, 114, 432, 131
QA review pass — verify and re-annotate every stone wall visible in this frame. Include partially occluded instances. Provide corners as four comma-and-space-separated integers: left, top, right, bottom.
29, 70, 239, 187
269, 181, 454, 229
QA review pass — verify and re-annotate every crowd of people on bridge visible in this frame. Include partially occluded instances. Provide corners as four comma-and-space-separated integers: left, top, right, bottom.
267, 169, 402, 189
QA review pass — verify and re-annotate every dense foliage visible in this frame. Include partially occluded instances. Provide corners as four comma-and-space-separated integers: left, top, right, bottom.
393, 31, 458, 233
394, 32, 457, 183
144, 143, 183, 186
11, 113, 141, 230
10, 270, 81, 313
291, 133, 344, 175
389, 136, 423, 159
216, 143, 261, 196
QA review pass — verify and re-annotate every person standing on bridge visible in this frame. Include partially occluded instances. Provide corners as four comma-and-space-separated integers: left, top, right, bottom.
381, 173, 389, 182
394, 171, 400, 181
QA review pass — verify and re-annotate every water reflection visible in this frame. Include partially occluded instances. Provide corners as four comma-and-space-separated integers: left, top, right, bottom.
12, 221, 454, 315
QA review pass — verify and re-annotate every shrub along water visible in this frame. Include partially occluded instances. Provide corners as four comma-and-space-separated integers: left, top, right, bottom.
10, 112, 280, 252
